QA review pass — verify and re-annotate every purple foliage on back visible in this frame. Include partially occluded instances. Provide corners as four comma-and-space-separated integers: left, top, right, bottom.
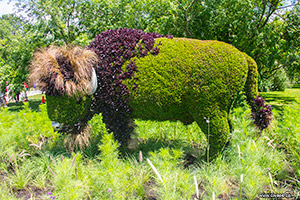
86, 28, 173, 144
165, 34, 174, 39
87, 28, 164, 102
252, 96, 273, 130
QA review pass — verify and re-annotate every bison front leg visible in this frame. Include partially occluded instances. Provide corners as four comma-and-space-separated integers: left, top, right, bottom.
100, 107, 136, 147
189, 107, 230, 160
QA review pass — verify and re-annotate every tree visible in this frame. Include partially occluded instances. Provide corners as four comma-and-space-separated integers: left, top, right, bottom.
12, 0, 300, 90
280, 5, 300, 81
166, 0, 299, 89
78, 0, 176, 39
0, 14, 34, 95
16, 0, 92, 46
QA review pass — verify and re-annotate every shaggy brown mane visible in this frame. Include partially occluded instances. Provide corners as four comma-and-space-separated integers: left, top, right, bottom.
30, 45, 98, 96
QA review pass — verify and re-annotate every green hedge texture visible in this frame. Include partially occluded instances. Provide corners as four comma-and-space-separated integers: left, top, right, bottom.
47, 95, 93, 125
243, 53, 259, 108
124, 38, 258, 158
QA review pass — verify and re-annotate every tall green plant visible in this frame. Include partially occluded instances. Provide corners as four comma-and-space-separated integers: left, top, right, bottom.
273, 102, 300, 183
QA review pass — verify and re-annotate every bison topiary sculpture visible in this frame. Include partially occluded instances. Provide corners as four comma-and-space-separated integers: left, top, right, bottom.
30, 28, 259, 158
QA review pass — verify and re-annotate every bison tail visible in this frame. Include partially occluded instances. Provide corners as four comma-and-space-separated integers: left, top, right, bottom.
243, 53, 259, 109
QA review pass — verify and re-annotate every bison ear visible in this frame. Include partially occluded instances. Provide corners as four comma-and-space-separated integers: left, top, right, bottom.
89, 68, 97, 95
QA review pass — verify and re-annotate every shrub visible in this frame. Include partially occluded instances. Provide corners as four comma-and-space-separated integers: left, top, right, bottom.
251, 96, 273, 131
260, 69, 291, 92
30, 28, 260, 158
270, 69, 291, 91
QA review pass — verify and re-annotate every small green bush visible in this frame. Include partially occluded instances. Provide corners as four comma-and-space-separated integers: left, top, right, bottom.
261, 69, 291, 92
270, 69, 291, 91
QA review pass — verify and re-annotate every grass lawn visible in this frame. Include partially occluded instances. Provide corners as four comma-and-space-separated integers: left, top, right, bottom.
5, 94, 45, 113
0, 88, 299, 199
261, 84, 300, 110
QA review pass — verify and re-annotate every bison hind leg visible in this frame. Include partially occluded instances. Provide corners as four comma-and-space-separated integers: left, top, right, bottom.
189, 107, 230, 160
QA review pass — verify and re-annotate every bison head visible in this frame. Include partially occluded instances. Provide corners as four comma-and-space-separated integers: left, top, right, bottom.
30, 46, 98, 133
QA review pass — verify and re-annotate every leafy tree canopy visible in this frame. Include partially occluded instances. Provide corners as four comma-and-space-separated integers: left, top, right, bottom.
0, 14, 36, 94
1, 0, 299, 92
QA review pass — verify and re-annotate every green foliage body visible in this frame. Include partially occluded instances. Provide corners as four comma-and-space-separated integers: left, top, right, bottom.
125, 38, 258, 157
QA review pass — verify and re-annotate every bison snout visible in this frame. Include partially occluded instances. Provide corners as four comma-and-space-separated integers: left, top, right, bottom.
51, 121, 63, 131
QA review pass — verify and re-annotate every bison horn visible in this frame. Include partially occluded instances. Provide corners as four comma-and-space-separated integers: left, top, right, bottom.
89, 68, 98, 95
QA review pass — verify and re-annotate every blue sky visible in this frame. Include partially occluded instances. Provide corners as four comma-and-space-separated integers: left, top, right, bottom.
0, 0, 16, 16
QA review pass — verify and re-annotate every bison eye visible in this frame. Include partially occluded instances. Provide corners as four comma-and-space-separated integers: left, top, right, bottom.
76, 97, 82, 104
